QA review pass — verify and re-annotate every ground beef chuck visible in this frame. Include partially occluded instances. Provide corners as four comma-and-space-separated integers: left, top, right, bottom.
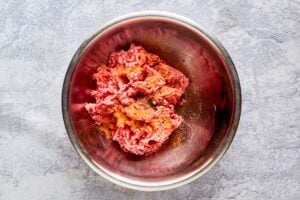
85, 44, 189, 155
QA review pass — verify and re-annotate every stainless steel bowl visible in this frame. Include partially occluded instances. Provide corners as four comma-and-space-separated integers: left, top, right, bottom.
62, 11, 241, 191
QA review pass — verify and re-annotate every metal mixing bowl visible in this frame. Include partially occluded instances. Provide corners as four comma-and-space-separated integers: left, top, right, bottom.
62, 11, 241, 191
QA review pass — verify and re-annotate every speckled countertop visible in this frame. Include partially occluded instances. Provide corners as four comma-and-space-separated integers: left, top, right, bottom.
0, 0, 299, 199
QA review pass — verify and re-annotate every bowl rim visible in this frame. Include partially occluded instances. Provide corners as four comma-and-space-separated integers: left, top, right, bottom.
62, 11, 242, 191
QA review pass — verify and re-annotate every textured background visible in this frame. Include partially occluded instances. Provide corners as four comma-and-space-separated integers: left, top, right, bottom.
0, 0, 299, 199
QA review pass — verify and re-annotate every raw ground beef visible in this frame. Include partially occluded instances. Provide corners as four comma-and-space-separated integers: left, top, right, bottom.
85, 44, 189, 155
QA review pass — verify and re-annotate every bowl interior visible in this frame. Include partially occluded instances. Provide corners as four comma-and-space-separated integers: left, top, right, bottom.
66, 16, 236, 185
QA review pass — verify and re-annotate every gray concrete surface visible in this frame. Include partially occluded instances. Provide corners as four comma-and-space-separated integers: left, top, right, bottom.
0, 0, 299, 199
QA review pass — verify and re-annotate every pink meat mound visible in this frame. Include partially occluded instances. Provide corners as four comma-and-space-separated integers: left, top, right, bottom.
85, 44, 189, 155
